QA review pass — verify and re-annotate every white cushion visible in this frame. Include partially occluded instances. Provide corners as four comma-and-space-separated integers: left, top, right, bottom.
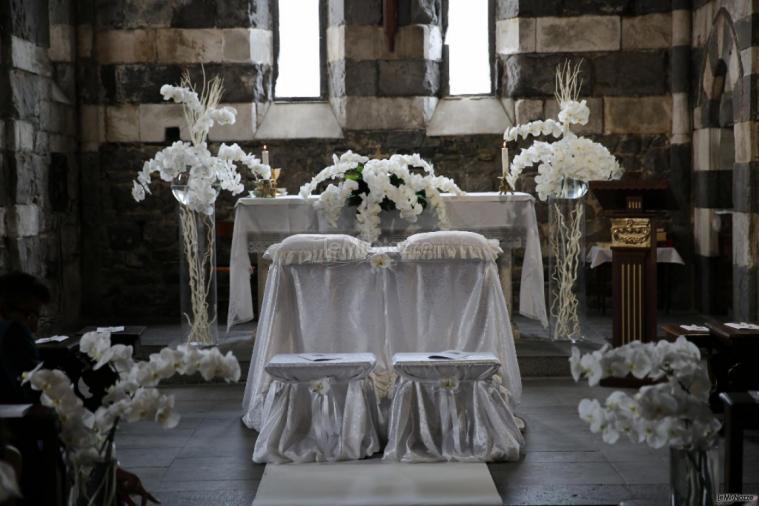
397, 231, 502, 262
264, 234, 370, 264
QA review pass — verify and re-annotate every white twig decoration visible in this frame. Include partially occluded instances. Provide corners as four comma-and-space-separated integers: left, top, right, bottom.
549, 198, 584, 340
179, 206, 217, 344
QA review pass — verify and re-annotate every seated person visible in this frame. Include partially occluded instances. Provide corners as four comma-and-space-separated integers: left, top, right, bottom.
0, 271, 158, 505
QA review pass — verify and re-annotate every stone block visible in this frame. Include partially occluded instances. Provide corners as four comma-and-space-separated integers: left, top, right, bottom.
732, 211, 759, 268
672, 9, 690, 47
336, 96, 437, 130
13, 204, 40, 237
9, 70, 45, 120
501, 54, 593, 98
343, 60, 378, 96
622, 13, 671, 49
603, 96, 671, 134
96, 30, 157, 64
536, 16, 621, 53
77, 24, 93, 59
426, 97, 510, 136
217, 0, 270, 29
223, 28, 272, 65
345, 0, 382, 25
591, 51, 669, 96
671, 92, 689, 137
735, 13, 759, 51
546, 97, 603, 134
692, 170, 732, 208
670, 45, 690, 94
734, 162, 759, 213
496, 18, 536, 55
254, 102, 342, 139
693, 207, 718, 257
95, 0, 174, 30
378, 60, 439, 96
170, 0, 218, 28
138, 103, 188, 143
734, 121, 759, 164
11, 35, 51, 76
5, 0, 49, 45
691, 2, 714, 48
740, 47, 759, 77
208, 102, 256, 141
106, 105, 140, 142
327, 25, 345, 63
10, 120, 35, 151
49, 24, 74, 62
515, 99, 543, 124
80, 105, 106, 150
156, 29, 224, 63
404, 0, 442, 25
343, 24, 442, 61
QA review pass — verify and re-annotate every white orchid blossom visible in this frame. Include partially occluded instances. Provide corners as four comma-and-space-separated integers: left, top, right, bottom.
22, 331, 241, 472
570, 337, 720, 451
299, 151, 464, 242
133, 75, 255, 215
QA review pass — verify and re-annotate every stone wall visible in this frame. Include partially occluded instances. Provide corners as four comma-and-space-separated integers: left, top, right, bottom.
5, 0, 757, 324
0, 0, 81, 330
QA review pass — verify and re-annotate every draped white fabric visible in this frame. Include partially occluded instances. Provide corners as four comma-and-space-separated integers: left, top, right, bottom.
227, 192, 547, 331
383, 353, 523, 463
253, 354, 381, 464
241, 250, 522, 432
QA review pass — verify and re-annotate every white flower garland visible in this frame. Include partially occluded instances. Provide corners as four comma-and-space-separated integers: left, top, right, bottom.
299, 151, 464, 243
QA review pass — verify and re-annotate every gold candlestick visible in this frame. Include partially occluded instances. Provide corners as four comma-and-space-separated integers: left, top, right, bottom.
498, 176, 511, 195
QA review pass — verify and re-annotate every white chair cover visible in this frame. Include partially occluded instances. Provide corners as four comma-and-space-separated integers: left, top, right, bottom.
383, 353, 523, 463
242, 245, 522, 432
253, 353, 381, 464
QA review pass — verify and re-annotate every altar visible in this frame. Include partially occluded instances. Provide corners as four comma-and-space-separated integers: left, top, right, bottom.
226, 192, 548, 331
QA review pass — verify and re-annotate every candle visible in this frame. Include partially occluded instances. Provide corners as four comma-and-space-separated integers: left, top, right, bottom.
501, 141, 509, 177
262, 145, 269, 166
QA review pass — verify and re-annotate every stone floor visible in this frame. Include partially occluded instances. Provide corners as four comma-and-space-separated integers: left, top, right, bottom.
115, 379, 759, 506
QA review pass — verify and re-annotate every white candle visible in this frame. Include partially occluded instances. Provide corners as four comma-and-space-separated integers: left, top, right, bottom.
501, 142, 509, 177
262, 145, 269, 166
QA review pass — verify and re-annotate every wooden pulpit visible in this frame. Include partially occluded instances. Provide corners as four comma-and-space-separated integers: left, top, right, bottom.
590, 180, 671, 345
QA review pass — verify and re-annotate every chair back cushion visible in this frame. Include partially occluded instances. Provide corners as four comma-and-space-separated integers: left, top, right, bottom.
264, 234, 370, 264
397, 231, 502, 262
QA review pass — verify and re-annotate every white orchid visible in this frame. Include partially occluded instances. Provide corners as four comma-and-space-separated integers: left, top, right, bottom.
22, 331, 241, 475
503, 64, 622, 200
132, 75, 252, 215
571, 337, 720, 452
299, 151, 464, 242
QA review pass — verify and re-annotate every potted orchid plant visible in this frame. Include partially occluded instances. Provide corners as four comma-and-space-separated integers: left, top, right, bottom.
299, 151, 463, 243
570, 337, 721, 506
503, 61, 623, 341
131, 72, 270, 345
22, 330, 240, 506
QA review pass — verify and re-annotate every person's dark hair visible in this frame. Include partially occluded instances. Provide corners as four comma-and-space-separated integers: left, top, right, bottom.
0, 271, 52, 308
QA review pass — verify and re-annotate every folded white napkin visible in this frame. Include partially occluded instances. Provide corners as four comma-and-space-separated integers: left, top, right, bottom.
725, 322, 759, 331
680, 324, 709, 332
96, 326, 125, 333
35, 335, 69, 344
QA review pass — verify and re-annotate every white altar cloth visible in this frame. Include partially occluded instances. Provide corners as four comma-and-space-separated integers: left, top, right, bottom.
227, 192, 547, 331
241, 250, 522, 432
586, 245, 685, 269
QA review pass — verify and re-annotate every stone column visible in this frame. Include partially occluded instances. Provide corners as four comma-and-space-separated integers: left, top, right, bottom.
328, 0, 442, 130
0, 0, 81, 327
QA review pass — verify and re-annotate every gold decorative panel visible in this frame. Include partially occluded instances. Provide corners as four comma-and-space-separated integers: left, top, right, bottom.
611, 218, 651, 248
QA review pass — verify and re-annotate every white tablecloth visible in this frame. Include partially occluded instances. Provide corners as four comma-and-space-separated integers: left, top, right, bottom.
227, 192, 547, 330
586, 245, 685, 269
241, 250, 522, 431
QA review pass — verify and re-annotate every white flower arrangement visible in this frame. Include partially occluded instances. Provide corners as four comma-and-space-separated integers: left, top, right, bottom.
21, 331, 240, 470
570, 337, 720, 450
131, 72, 271, 215
503, 62, 623, 201
299, 151, 464, 243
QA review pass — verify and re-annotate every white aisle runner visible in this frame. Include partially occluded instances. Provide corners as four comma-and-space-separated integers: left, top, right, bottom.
252, 461, 502, 506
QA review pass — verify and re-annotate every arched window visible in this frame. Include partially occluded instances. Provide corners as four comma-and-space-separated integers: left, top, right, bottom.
445, 0, 491, 95
275, 0, 321, 99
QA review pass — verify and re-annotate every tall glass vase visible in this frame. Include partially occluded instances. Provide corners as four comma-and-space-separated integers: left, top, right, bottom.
548, 177, 587, 341
173, 176, 218, 346
670, 446, 719, 506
